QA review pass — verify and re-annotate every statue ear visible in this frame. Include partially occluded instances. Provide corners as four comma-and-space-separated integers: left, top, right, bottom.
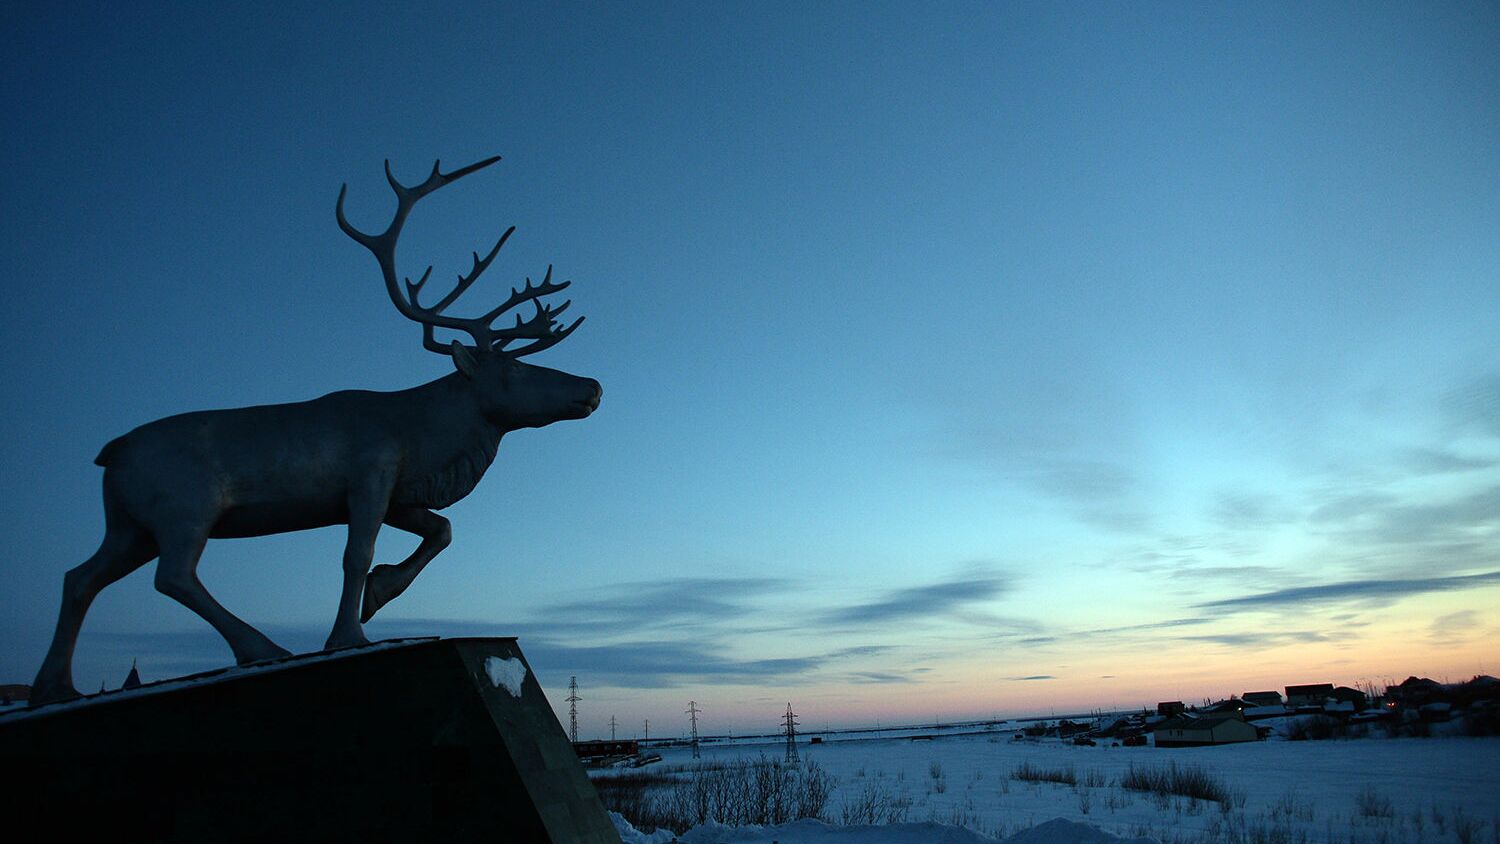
450, 341, 478, 379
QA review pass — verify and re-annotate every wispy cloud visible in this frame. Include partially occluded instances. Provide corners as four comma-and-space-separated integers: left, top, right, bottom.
821, 571, 1013, 626
451, 637, 825, 688
1210, 493, 1294, 532
1308, 493, 1397, 525
999, 615, 1352, 656
1021, 458, 1149, 533
1398, 447, 1495, 475
848, 671, 916, 684
1072, 617, 1216, 638
1177, 631, 1336, 648
1007, 675, 1055, 681
1443, 374, 1500, 437
1109, 535, 1283, 581
372, 615, 934, 688
81, 570, 960, 692
926, 376, 1153, 534
509, 637, 928, 689
91, 620, 873, 690
1428, 610, 1479, 645
531, 576, 791, 636
828, 645, 897, 659
990, 617, 1211, 650
1196, 571, 1500, 612
1169, 565, 1287, 582
1379, 487, 1500, 547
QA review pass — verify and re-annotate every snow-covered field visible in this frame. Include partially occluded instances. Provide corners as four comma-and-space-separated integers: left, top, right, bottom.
609, 728, 1500, 843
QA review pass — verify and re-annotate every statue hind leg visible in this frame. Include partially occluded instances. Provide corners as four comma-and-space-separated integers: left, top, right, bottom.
31, 512, 157, 706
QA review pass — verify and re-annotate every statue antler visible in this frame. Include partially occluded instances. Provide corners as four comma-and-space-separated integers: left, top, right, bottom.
335, 156, 583, 356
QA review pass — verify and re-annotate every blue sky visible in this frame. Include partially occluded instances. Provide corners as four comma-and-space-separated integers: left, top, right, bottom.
2, 2, 1498, 736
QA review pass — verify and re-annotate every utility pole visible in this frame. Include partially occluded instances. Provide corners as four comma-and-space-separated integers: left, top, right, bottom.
643, 719, 649, 743
566, 676, 580, 744
686, 700, 702, 759
781, 702, 800, 763
609, 714, 618, 741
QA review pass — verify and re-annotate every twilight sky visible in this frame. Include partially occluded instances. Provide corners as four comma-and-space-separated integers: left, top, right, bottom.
3, 2, 1498, 737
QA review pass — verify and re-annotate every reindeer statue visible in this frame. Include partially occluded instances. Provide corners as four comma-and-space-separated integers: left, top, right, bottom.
31, 157, 601, 705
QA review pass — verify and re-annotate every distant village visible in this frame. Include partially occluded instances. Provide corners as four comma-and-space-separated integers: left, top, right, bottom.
8, 669, 1499, 761
1051, 674, 1500, 749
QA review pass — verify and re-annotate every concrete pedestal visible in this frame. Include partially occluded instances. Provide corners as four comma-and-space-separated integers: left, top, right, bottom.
0, 638, 616, 842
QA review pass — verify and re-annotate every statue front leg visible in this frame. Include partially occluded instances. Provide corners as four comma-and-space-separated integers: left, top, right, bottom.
361, 507, 452, 623
326, 469, 395, 650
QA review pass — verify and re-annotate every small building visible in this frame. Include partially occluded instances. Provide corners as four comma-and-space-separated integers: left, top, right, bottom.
1331, 686, 1367, 711
573, 739, 640, 760
0, 683, 29, 706
1097, 716, 1141, 738
1157, 701, 1186, 717
1418, 702, 1452, 722
1205, 698, 1247, 718
1285, 683, 1334, 710
1453, 675, 1500, 709
1386, 676, 1446, 708
1242, 691, 1282, 708
1056, 719, 1091, 737
1154, 715, 1259, 748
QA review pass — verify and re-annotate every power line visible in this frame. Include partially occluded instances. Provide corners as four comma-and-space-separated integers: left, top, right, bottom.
781, 702, 800, 763
565, 676, 581, 744
686, 700, 702, 759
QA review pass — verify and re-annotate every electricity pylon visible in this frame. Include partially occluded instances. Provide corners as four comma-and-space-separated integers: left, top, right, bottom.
686, 700, 702, 759
781, 702, 800, 763
566, 676, 580, 743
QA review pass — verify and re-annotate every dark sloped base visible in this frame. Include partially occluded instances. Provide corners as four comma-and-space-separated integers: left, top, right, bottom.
0, 638, 616, 843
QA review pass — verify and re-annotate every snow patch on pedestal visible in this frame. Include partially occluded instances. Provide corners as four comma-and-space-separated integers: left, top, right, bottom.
483, 656, 527, 697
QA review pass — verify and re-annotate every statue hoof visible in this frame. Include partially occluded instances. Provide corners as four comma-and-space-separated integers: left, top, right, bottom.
30, 681, 82, 707
360, 564, 399, 623
324, 630, 371, 651
236, 644, 293, 665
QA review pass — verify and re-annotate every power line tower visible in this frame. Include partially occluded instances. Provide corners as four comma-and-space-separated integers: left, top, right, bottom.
565, 676, 581, 743
781, 702, 800, 763
643, 719, 649, 743
686, 700, 702, 759
609, 715, 618, 741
